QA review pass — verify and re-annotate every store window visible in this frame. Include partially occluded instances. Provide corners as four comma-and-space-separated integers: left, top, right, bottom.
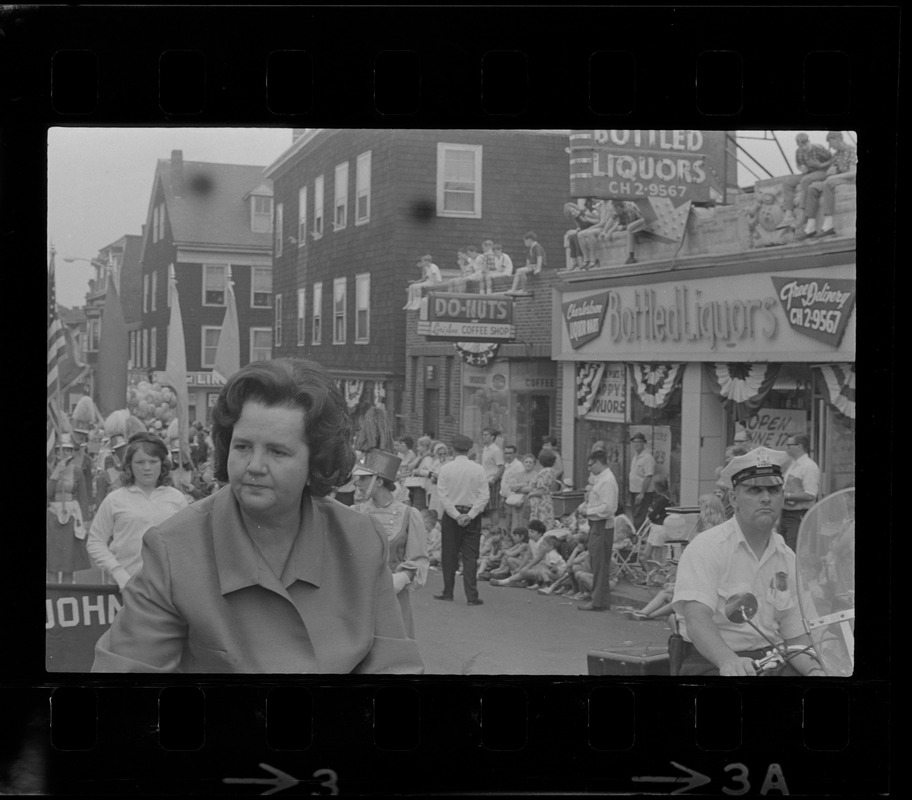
251, 194, 274, 233
333, 277, 346, 344
249, 328, 273, 362
355, 150, 371, 224
203, 264, 227, 306
251, 267, 273, 308
574, 362, 682, 504
313, 175, 324, 238
297, 186, 307, 246
201, 326, 221, 368
312, 282, 322, 345
334, 162, 348, 230
436, 143, 482, 218
355, 272, 370, 343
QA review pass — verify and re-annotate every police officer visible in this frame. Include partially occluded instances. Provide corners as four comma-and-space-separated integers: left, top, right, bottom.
672, 447, 824, 677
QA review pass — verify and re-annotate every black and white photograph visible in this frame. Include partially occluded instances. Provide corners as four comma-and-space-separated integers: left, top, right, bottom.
46, 126, 856, 677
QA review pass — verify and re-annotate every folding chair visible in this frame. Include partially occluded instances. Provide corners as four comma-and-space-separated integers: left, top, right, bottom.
611, 513, 649, 582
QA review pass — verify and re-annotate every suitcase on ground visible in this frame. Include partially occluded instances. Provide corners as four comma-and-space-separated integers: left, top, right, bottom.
587, 644, 670, 676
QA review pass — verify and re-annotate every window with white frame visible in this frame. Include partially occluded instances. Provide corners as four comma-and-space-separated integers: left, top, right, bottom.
251, 267, 273, 308
129, 331, 136, 368
201, 326, 221, 368
437, 143, 482, 217
297, 288, 306, 345
273, 293, 283, 348
203, 264, 227, 306
158, 203, 166, 241
251, 195, 273, 233
333, 278, 346, 344
150, 327, 157, 368
355, 150, 371, 224
141, 328, 148, 367
143, 273, 150, 313
274, 202, 284, 257
151, 270, 157, 311
87, 319, 99, 352
333, 162, 348, 230
355, 273, 370, 343
312, 282, 322, 345
152, 207, 159, 244
297, 186, 308, 246
249, 328, 273, 362
313, 175, 324, 238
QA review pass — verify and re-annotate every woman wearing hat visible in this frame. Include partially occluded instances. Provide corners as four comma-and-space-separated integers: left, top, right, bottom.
47, 433, 93, 583
353, 451, 429, 638
87, 432, 189, 591
93, 359, 422, 674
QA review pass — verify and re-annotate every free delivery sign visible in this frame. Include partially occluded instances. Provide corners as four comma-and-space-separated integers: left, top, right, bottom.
771, 276, 856, 348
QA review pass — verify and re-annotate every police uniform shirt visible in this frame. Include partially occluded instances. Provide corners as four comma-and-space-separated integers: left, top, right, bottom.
672, 516, 805, 652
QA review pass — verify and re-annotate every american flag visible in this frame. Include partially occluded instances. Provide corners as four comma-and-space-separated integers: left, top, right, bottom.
47, 247, 67, 458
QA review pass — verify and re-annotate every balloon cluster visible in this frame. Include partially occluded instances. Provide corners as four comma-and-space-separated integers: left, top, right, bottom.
127, 381, 178, 427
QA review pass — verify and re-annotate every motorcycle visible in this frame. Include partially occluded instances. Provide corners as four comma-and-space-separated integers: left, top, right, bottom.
723, 487, 855, 677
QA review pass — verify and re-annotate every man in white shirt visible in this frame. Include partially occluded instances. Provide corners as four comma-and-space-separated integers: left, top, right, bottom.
672, 447, 824, 677
628, 432, 656, 530
780, 434, 821, 552
435, 433, 490, 606
480, 427, 505, 520
577, 449, 618, 611
499, 443, 525, 531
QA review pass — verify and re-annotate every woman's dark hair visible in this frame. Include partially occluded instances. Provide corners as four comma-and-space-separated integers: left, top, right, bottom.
121, 433, 171, 488
537, 448, 558, 469
210, 358, 355, 497
399, 435, 414, 450
528, 519, 547, 534
541, 435, 558, 448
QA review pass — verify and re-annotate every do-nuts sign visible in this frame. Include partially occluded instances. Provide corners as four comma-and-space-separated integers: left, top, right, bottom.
771, 276, 856, 348
563, 292, 609, 349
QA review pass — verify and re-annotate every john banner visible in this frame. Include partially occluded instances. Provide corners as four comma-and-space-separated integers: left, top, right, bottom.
46, 583, 121, 672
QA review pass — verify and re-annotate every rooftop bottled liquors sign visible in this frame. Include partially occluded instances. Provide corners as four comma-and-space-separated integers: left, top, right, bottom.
569, 130, 729, 205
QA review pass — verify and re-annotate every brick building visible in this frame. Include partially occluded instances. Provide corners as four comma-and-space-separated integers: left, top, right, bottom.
264, 129, 569, 442
136, 151, 274, 422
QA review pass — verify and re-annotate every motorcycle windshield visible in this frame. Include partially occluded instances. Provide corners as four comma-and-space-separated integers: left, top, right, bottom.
795, 488, 855, 677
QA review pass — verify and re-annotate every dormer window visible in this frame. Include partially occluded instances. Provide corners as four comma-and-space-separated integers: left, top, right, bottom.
251, 195, 274, 233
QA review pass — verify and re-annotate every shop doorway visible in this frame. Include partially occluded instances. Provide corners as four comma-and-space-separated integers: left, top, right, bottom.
424, 388, 439, 440
514, 394, 551, 457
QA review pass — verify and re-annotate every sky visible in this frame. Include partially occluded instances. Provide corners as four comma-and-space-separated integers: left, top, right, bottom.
47, 128, 842, 308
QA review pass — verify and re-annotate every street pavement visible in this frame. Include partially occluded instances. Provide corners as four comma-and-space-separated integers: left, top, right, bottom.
411, 569, 672, 675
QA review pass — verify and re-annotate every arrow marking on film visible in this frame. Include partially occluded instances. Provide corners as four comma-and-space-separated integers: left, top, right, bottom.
632, 762, 712, 794
224, 763, 300, 795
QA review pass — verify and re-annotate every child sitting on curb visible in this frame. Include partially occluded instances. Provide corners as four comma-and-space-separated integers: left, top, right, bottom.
491, 522, 566, 589
476, 525, 507, 579
423, 508, 442, 568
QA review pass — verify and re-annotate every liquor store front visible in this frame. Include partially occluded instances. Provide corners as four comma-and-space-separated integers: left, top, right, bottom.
555, 262, 856, 503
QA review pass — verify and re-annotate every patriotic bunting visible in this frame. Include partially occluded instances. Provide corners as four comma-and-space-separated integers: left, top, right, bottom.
629, 363, 685, 410
576, 362, 606, 417
455, 342, 500, 367
706, 362, 781, 421
815, 364, 855, 421
344, 379, 365, 410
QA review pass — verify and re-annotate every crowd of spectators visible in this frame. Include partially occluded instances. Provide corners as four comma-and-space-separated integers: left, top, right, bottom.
47, 416, 220, 585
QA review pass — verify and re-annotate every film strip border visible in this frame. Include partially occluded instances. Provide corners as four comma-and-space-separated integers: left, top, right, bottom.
4, 682, 889, 795
0, 6, 899, 123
